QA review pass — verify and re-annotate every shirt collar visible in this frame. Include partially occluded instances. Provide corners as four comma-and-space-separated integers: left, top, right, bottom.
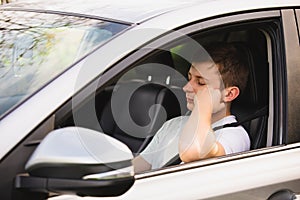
212, 115, 237, 128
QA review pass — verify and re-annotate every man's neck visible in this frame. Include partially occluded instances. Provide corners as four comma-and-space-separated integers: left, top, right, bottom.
211, 107, 231, 124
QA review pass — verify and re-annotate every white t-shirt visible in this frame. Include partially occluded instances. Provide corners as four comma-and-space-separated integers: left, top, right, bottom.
140, 115, 250, 169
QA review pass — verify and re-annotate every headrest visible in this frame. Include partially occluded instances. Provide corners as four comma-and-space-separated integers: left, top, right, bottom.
100, 82, 183, 138
129, 83, 182, 128
231, 42, 269, 110
133, 50, 176, 84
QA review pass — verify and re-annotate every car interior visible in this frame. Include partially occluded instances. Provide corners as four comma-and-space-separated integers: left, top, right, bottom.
57, 24, 270, 163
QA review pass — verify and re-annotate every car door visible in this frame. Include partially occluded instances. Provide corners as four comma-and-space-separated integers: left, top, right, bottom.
95, 9, 300, 200
6, 7, 300, 200
49, 8, 300, 200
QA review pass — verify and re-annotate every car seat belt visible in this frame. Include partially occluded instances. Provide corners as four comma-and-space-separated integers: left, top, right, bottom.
163, 106, 268, 167
213, 106, 268, 131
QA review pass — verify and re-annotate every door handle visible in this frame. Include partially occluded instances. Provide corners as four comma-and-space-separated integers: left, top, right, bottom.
267, 189, 299, 200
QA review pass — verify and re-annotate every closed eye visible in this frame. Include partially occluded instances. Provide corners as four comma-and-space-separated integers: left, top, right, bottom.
197, 80, 206, 85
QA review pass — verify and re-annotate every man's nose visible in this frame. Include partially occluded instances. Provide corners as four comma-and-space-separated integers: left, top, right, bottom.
183, 81, 194, 93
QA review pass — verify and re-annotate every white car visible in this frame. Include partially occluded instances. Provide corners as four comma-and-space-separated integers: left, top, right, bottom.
1, 0, 300, 199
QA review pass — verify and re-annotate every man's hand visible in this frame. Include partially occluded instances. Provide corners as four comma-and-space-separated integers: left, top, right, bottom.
194, 85, 225, 116
179, 85, 226, 163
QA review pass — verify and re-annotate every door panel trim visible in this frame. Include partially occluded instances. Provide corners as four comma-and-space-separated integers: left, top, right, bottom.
123, 146, 300, 200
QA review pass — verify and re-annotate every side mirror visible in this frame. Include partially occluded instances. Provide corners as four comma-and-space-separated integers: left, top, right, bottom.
14, 127, 134, 198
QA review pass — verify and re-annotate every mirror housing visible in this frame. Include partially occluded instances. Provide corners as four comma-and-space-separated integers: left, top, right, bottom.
15, 127, 135, 197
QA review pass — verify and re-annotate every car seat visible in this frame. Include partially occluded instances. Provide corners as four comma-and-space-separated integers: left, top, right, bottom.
96, 50, 186, 154
230, 42, 269, 150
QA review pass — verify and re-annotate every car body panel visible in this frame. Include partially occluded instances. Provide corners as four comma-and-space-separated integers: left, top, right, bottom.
130, 145, 300, 200
1, 0, 203, 24
2, 0, 299, 24
48, 144, 300, 199
282, 9, 300, 144
53, 7, 299, 200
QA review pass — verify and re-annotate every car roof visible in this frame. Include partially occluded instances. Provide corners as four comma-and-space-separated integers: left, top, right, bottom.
1, 0, 299, 24
1, 0, 203, 24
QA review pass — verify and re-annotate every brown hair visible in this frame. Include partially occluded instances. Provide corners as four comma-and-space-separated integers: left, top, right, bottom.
192, 42, 249, 93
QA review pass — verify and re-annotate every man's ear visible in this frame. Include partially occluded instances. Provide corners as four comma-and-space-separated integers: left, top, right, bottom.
223, 86, 240, 102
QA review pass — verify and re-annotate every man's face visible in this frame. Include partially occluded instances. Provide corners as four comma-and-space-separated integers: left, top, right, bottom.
183, 61, 223, 111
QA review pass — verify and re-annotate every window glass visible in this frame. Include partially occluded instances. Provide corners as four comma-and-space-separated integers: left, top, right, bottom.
0, 10, 128, 118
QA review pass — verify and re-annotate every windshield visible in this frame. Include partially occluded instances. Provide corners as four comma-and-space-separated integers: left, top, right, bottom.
0, 10, 129, 118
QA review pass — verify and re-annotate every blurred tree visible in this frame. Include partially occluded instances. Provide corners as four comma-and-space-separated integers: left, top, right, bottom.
1, 0, 13, 5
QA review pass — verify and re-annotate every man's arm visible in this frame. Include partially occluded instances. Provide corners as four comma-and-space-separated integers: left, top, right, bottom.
132, 116, 176, 172
132, 155, 152, 173
178, 87, 225, 163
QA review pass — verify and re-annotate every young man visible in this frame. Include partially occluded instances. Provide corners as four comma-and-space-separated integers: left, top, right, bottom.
133, 42, 250, 173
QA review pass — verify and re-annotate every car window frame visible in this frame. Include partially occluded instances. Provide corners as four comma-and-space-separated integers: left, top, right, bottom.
56, 9, 288, 175
282, 9, 300, 144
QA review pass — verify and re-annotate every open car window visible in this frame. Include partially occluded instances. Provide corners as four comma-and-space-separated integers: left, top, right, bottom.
55, 18, 278, 175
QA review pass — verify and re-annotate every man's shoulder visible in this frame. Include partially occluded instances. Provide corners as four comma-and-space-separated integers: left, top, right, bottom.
212, 115, 237, 128
165, 115, 189, 125
156, 115, 189, 134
